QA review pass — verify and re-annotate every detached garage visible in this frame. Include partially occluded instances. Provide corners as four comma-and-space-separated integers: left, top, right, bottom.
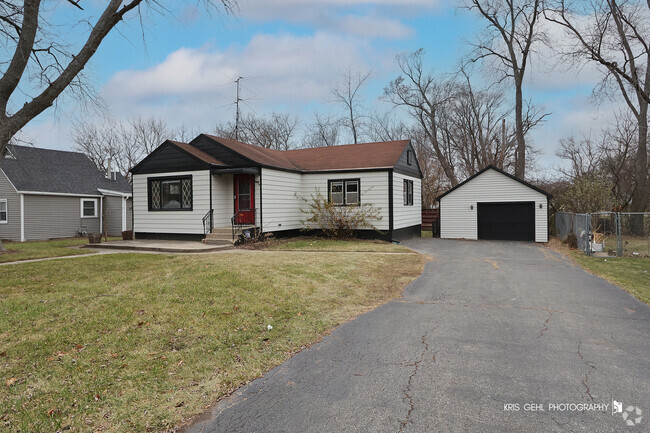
438, 165, 551, 242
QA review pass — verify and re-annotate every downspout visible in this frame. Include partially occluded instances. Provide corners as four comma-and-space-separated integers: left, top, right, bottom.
209, 170, 213, 231
20, 194, 24, 242
388, 169, 394, 241
99, 197, 103, 237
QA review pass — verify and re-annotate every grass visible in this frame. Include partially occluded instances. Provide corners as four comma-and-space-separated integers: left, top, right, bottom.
0, 249, 426, 432
421, 230, 433, 238
265, 237, 413, 253
0, 237, 118, 264
548, 238, 650, 305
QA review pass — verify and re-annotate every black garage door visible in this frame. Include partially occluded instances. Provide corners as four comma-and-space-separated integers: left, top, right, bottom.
477, 202, 535, 241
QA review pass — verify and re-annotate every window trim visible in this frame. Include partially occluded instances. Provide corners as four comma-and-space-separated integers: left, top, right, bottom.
406, 149, 412, 166
327, 178, 361, 206
403, 179, 414, 206
80, 198, 98, 218
147, 175, 193, 212
0, 199, 7, 224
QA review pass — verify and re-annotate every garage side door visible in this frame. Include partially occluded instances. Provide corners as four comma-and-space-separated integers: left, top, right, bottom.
477, 202, 535, 241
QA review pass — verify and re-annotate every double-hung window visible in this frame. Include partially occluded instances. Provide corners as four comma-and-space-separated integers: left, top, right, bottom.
328, 179, 360, 206
80, 199, 97, 218
0, 199, 7, 223
148, 176, 193, 211
403, 180, 413, 206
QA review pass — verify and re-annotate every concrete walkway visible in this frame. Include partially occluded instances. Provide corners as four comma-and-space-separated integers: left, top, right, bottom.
186, 238, 650, 433
85, 239, 232, 253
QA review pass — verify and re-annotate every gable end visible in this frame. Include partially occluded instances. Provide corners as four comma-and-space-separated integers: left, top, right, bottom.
393, 141, 423, 178
131, 141, 212, 175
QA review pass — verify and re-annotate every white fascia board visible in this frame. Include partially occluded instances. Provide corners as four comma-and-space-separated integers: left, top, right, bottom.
98, 188, 132, 198
17, 190, 103, 198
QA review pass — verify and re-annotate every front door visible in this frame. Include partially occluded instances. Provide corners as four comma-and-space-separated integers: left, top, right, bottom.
234, 174, 255, 225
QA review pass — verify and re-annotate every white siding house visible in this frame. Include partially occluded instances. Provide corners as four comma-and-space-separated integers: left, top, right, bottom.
439, 166, 550, 243
130, 135, 423, 242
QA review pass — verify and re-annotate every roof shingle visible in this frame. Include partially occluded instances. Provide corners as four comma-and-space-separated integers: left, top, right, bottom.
1, 145, 132, 195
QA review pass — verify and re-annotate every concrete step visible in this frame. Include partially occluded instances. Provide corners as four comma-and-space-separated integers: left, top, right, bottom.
202, 237, 234, 246
204, 233, 234, 241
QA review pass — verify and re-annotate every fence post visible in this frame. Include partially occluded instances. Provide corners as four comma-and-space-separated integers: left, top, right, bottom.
616, 212, 622, 257
586, 213, 592, 256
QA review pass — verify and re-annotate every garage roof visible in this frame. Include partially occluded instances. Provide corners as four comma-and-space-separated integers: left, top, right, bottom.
436, 165, 552, 200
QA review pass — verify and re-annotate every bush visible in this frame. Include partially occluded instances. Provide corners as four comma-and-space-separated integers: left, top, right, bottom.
300, 189, 382, 239
564, 233, 578, 249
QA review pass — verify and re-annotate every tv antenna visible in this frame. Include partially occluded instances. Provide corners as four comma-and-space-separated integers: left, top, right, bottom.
234, 76, 243, 140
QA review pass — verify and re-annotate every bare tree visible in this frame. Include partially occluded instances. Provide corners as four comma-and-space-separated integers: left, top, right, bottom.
304, 113, 341, 148
545, 0, 649, 211
214, 112, 299, 150
332, 68, 372, 144
462, 0, 546, 179
72, 115, 171, 179
0, 1, 235, 250
384, 50, 460, 186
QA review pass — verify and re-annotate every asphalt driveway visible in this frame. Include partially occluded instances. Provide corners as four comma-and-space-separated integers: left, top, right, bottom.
187, 239, 650, 433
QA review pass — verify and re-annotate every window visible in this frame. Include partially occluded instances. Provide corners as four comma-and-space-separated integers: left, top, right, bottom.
0, 199, 7, 223
328, 179, 360, 206
80, 199, 97, 218
403, 180, 413, 206
148, 176, 193, 211
406, 149, 412, 165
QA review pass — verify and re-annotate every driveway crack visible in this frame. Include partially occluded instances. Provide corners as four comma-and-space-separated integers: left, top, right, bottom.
577, 341, 596, 403
398, 328, 436, 433
537, 310, 553, 338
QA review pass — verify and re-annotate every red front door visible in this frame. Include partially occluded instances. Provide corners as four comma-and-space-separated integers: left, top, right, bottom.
234, 174, 255, 225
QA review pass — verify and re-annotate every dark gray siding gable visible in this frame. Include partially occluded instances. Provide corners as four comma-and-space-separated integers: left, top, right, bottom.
393, 141, 422, 178
132, 142, 210, 175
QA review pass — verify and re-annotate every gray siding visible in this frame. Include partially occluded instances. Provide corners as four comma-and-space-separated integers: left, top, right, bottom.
104, 195, 123, 236
24, 195, 100, 241
0, 169, 21, 241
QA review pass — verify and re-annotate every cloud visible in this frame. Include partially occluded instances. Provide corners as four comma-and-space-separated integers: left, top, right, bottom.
100, 32, 388, 129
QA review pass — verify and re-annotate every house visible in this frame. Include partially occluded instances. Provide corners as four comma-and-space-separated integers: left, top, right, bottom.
0, 145, 132, 242
437, 165, 551, 242
438, 165, 551, 242
130, 134, 423, 242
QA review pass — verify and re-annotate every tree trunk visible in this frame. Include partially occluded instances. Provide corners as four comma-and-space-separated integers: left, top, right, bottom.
630, 104, 648, 212
514, 76, 526, 179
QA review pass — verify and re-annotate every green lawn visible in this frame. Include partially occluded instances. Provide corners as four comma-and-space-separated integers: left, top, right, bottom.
0, 237, 117, 264
266, 237, 413, 253
0, 249, 426, 432
570, 252, 650, 305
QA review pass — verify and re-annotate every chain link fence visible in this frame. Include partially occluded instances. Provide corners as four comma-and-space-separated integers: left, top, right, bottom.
555, 211, 650, 257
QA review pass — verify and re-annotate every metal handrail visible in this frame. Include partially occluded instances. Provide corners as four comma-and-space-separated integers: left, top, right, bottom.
202, 209, 214, 237
231, 208, 256, 242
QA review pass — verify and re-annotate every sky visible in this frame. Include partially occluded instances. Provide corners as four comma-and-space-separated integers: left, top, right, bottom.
17, 0, 618, 176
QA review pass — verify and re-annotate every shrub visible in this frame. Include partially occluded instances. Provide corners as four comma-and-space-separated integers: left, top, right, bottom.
300, 189, 382, 239
565, 233, 578, 249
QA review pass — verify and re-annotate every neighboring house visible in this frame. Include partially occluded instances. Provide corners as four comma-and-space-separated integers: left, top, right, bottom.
438, 165, 551, 242
130, 134, 423, 241
0, 145, 132, 242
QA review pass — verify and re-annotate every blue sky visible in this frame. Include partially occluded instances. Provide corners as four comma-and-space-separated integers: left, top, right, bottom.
21, 0, 614, 175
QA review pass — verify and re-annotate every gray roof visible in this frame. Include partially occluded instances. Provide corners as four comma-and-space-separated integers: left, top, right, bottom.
0, 145, 131, 195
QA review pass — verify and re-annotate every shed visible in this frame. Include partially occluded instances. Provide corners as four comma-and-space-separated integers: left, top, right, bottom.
437, 165, 551, 242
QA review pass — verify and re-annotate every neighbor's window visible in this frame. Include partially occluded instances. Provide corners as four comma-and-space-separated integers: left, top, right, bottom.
403, 180, 413, 206
328, 179, 360, 206
80, 199, 97, 218
148, 176, 193, 211
0, 199, 7, 223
